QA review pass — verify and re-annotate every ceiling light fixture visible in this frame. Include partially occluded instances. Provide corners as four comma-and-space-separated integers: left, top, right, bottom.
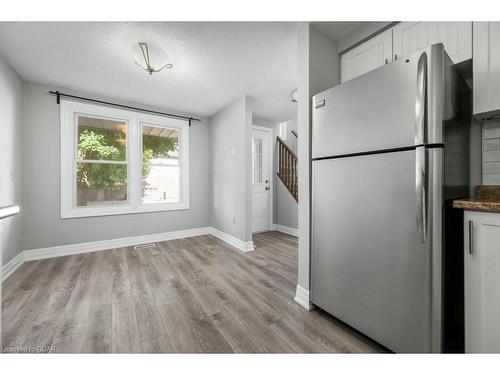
134, 42, 173, 75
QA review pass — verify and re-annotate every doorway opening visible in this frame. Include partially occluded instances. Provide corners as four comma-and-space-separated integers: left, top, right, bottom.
252, 125, 273, 233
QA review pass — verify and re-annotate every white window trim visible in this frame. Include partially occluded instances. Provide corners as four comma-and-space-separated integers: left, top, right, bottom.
60, 100, 190, 219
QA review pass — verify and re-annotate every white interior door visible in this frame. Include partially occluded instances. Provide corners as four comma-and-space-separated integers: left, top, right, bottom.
252, 127, 271, 233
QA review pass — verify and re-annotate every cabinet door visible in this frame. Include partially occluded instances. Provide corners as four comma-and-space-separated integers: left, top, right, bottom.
340, 29, 392, 83
464, 211, 500, 353
473, 22, 500, 118
393, 22, 472, 64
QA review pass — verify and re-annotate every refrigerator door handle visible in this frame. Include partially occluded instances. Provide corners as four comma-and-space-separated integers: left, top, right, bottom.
415, 52, 427, 146
415, 52, 427, 243
416, 146, 427, 243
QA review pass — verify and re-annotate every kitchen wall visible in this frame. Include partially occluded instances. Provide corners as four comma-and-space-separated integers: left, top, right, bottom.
482, 121, 500, 185
296, 24, 340, 296
470, 118, 482, 193
0, 56, 23, 264
211, 95, 253, 242
21, 82, 212, 250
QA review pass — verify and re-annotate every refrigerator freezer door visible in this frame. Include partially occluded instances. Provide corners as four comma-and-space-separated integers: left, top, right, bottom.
312, 44, 445, 159
311, 150, 436, 353
313, 57, 418, 159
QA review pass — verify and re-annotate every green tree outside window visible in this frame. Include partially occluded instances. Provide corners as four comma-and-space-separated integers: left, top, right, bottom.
76, 125, 178, 205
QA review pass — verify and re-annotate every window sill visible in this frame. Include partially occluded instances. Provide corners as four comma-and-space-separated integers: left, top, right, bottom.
61, 202, 190, 219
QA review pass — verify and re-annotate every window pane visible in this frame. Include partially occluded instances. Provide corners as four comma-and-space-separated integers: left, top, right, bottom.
142, 165, 180, 203
77, 116, 127, 161
142, 125, 179, 165
76, 162, 127, 206
252, 137, 263, 184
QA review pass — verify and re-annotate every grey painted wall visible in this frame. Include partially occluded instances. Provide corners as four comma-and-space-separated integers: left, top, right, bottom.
297, 24, 340, 292
0, 56, 23, 263
272, 118, 298, 229
275, 178, 298, 229
21, 82, 212, 250
211, 95, 253, 242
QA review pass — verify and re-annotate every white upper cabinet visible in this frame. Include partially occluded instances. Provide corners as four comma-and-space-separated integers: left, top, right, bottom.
473, 22, 500, 118
340, 29, 393, 83
340, 22, 472, 83
392, 22, 472, 64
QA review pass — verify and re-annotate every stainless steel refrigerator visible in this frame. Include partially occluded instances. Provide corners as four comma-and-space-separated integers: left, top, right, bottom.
311, 44, 471, 353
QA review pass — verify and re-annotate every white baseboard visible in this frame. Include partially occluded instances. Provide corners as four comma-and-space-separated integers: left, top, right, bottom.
1, 252, 25, 282
2, 226, 256, 283
271, 224, 298, 237
23, 227, 212, 261
210, 227, 255, 252
294, 284, 314, 310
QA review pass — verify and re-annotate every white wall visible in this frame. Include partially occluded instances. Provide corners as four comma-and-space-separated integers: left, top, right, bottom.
0, 56, 23, 264
337, 22, 395, 53
211, 95, 253, 242
252, 116, 273, 128
21, 82, 212, 250
277, 117, 298, 154
296, 23, 340, 297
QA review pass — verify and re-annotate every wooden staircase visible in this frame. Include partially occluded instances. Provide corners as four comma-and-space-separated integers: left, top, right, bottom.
277, 137, 298, 202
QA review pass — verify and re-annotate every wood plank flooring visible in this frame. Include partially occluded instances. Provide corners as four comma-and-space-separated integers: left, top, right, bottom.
1, 231, 383, 353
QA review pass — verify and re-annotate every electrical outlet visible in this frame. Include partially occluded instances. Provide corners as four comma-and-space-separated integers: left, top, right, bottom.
231, 146, 236, 156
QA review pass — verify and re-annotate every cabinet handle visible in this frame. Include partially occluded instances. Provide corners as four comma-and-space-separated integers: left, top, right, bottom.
394, 54, 398, 60
468, 220, 474, 255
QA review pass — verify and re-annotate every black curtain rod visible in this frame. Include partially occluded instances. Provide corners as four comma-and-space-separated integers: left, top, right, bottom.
49, 91, 201, 126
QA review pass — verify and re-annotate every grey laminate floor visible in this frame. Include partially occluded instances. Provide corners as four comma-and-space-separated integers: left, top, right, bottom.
2, 231, 383, 353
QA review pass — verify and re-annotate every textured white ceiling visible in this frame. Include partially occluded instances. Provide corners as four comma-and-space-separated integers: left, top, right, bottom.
0, 22, 302, 122
311, 21, 369, 42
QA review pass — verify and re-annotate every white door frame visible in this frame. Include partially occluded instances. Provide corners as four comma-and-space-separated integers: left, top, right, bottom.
252, 125, 274, 232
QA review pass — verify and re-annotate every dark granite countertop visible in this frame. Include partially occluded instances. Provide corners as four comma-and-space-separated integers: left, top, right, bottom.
453, 186, 500, 213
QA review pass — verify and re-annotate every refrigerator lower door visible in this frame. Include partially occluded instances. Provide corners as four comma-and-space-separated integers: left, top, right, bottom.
311, 149, 442, 353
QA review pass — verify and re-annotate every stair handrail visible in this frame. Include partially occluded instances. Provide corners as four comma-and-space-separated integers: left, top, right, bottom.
276, 137, 298, 202
276, 136, 297, 159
